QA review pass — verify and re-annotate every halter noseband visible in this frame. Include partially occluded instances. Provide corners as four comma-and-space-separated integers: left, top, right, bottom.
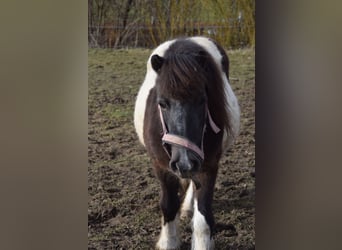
158, 104, 220, 161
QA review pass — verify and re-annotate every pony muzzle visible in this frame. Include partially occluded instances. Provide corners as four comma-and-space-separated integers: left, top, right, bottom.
168, 146, 202, 179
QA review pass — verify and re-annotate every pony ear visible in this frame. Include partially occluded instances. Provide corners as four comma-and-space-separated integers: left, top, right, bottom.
151, 54, 164, 73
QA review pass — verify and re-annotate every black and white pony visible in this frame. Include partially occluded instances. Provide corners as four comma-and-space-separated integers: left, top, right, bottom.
134, 37, 240, 250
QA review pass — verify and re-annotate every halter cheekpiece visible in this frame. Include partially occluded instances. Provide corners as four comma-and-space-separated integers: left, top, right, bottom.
158, 104, 220, 161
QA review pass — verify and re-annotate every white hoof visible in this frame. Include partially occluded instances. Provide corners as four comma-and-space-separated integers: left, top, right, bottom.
191, 237, 214, 250
156, 216, 181, 250
156, 236, 181, 250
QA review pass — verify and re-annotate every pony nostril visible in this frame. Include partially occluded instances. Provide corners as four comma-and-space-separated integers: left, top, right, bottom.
169, 160, 178, 172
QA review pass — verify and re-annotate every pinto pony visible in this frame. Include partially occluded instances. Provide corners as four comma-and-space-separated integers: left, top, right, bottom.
134, 37, 240, 250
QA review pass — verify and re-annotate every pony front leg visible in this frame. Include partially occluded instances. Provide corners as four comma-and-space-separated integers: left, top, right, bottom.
156, 170, 181, 250
191, 171, 217, 250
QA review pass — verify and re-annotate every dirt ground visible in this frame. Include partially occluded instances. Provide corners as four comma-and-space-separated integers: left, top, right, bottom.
88, 48, 255, 249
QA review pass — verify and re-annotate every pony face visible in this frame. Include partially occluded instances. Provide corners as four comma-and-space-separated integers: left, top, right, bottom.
151, 52, 209, 178
157, 95, 207, 178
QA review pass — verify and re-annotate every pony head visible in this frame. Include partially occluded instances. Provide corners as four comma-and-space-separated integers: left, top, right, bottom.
150, 40, 224, 179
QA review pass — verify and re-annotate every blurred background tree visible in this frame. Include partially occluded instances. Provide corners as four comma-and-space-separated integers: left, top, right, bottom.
88, 0, 255, 49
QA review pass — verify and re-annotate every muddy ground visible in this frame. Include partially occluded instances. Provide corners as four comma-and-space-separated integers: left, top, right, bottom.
88, 48, 255, 249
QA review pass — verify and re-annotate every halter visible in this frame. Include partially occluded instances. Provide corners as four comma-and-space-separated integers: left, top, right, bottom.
158, 104, 221, 161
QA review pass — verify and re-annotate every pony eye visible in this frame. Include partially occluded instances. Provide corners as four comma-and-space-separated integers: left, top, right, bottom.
158, 99, 169, 109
